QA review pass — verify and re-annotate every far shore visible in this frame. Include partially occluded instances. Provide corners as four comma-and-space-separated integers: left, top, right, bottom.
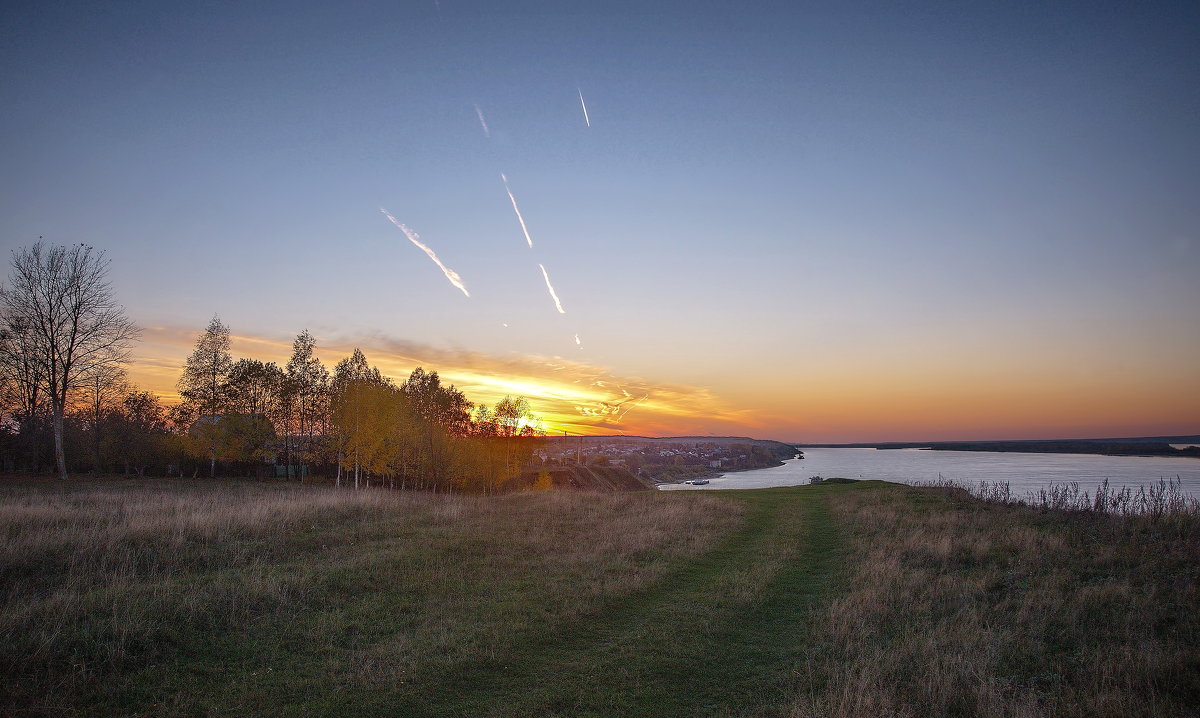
798, 435, 1200, 459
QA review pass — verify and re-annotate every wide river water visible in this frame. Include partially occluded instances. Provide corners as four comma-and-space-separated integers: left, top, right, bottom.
657, 447, 1200, 498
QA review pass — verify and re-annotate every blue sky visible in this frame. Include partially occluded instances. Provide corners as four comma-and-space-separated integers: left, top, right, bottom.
2, 1, 1197, 440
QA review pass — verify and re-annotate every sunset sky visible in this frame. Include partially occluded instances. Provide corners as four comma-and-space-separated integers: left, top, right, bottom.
2, 1, 1197, 442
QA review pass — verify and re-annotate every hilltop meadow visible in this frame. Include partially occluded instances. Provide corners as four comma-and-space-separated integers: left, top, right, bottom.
3, 476, 1198, 717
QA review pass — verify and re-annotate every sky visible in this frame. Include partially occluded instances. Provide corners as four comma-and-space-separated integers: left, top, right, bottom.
2, 1, 1197, 442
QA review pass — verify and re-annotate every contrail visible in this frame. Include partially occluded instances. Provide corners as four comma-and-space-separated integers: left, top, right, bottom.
577, 88, 591, 127
617, 394, 650, 421
538, 263, 566, 313
500, 173, 534, 248
574, 333, 581, 346
380, 209, 470, 297
473, 104, 490, 138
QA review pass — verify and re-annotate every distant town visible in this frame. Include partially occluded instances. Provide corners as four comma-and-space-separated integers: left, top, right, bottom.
537, 435, 799, 483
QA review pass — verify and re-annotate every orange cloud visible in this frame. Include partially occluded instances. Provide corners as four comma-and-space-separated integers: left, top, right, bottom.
128, 327, 756, 436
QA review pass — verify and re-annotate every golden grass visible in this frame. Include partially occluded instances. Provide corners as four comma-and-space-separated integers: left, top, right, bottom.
0, 478, 739, 714
10, 476, 1194, 716
790, 484, 1200, 718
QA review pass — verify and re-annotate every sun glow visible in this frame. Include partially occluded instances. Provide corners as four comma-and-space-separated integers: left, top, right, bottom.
128, 327, 753, 436
124, 323, 1200, 442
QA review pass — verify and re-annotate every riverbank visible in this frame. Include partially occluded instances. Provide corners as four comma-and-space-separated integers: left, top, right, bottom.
3, 477, 1196, 716
652, 453, 800, 486
661, 448, 1200, 498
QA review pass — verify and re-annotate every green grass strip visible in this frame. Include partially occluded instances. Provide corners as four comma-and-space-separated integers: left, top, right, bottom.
333, 484, 851, 717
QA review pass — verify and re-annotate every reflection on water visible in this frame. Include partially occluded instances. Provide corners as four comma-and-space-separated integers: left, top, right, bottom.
658, 447, 1200, 497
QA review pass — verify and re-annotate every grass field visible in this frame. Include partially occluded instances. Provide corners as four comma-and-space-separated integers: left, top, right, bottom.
2, 477, 1197, 717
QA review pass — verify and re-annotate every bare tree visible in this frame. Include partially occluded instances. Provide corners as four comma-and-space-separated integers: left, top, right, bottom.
0, 314, 48, 470
0, 242, 140, 480
78, 363, 129, 473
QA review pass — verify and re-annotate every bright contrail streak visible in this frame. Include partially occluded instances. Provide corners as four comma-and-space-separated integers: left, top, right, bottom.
577, 88, 591, 127
617, 394, 649, 421
474, 104, 490, 138
380, 209, 470, 297
539, 263, 566, 313
500, 173, 534, 248
574, 333, 581, 346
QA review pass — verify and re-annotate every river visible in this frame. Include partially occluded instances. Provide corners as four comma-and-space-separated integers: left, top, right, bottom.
657, 447, 1200, 498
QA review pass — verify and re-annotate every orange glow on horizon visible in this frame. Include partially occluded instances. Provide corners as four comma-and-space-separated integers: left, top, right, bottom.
127, 327, 757, 437
126, 326, 1199, 442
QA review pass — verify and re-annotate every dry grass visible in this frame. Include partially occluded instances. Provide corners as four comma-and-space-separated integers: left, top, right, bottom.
11, 476, 1194, 716
936, 476, 1199, 519
0, 478, 738, 715
790, 483, 1200, 718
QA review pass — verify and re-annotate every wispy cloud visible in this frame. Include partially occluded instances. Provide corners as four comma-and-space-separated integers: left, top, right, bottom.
129, 327, 755, 435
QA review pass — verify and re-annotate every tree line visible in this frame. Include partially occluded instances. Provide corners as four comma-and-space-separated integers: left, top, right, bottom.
0, 242, 544, 492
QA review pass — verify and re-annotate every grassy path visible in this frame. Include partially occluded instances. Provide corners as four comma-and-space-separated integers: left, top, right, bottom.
14, 479, 1197, 716
369, 485, 846, 717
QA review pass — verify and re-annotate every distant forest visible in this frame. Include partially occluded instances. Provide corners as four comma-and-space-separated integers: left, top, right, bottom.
802, 437, 1200, 458
924, 439, 1200, 458
0, 242, 545, 491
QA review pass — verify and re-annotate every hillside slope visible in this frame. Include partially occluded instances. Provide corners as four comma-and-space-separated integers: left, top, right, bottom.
503, 465, 654, 492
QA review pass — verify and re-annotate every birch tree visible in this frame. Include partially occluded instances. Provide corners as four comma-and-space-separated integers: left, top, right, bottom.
225, 358, 284, 417
330, 348, 380, 488
285, 329, 329, 475
402, 367, 473, 490
177, 315, 232, 477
